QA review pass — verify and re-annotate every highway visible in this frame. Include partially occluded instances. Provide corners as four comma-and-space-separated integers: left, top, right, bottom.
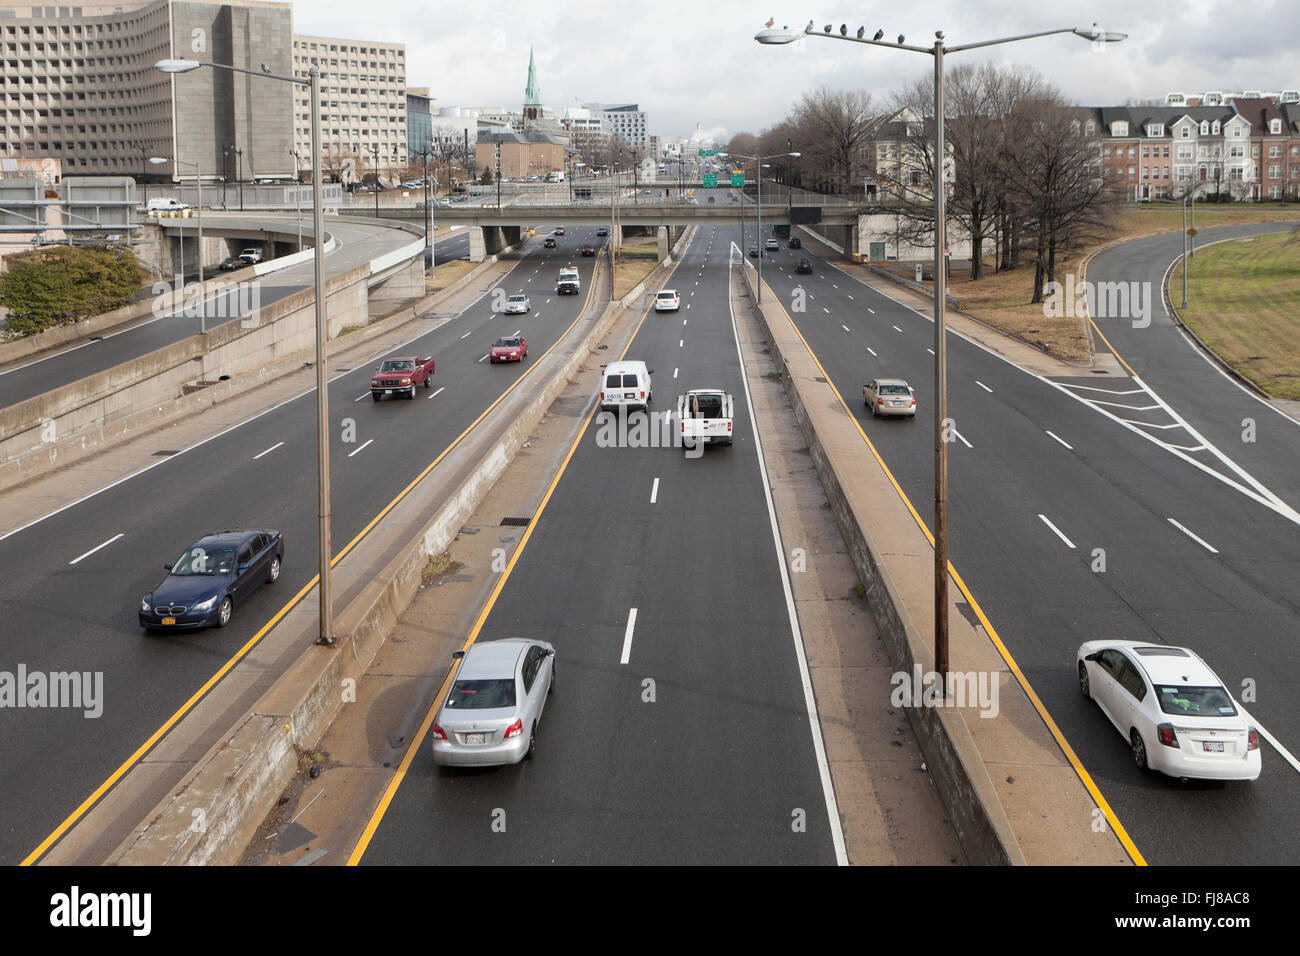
0, 226, 601, 865
356, 225, 841, 865
751, 233, 1300, 864
0, 215, 434, 412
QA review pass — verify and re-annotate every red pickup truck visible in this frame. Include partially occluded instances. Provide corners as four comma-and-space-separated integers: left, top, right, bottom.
371, 356, 435, 400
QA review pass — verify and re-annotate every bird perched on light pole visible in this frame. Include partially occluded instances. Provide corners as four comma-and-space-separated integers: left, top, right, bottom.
873, 29, 884, 41
765, 17, 774, 27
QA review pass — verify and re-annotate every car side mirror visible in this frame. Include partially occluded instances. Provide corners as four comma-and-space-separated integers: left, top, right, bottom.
546, 648, 555, 656
452, 650, 465, 660
164, 564, 172, 571
1084, 652, 1100, 662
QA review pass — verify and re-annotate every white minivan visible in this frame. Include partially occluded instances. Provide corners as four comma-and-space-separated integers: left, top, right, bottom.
145, 197, 189, 213
599, 360, 653, 413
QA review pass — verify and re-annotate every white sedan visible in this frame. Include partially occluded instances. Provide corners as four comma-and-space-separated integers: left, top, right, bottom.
1077, 640, 1260, 781
654, 290, 680, 312
503, 293, 531, 315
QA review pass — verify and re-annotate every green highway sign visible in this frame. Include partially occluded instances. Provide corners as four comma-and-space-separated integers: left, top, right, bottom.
731, 171, 745, 187
702, 174, 718, 187
699, 149, 715, 157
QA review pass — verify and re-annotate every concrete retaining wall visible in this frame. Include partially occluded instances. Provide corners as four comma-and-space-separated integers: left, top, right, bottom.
738, 261, 1024, 866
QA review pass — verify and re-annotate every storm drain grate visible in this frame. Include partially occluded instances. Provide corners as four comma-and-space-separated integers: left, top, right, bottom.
499, 516, 532, 527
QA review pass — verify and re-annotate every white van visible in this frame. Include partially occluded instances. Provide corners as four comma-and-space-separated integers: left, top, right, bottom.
599, 360, 653, 413
145, 197, 189, 213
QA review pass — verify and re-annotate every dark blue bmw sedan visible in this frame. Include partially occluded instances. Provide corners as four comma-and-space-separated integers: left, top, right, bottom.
139, 529, 283, 631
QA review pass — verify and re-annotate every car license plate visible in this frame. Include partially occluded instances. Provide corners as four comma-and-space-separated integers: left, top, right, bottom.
162, 617, 175, 625
465, 733, 486, 744
1203, 741, 1225, 752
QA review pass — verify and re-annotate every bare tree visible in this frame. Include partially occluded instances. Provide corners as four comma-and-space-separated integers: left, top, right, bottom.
789, 88, 878, 194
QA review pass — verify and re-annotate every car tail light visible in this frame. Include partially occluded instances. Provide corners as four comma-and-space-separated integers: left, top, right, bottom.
877, 397, 885, 405
1248, 729, 1260, 751
1156, 723, 1178, 748
600, 392, 605, 401
910, 399, 916, 406
640, 391, 645, 399
504, 718, 523, 739
432, 723, 447, 741
727, 422, 732, 432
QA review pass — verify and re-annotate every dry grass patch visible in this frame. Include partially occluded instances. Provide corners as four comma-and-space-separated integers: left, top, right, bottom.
425, 258, 478, 294
613, 258, 659, 300
1170, 230, 1300, 400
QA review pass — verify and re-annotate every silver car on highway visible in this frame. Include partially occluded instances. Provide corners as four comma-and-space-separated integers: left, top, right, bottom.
431, 638, 555, 767
864, 378, 917, 417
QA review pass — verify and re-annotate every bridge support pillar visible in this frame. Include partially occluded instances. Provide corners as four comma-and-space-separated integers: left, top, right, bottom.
657, 226, 668, 260
469, 226, 487, 262
501, 225, 522, 249
370, 256, 423, 301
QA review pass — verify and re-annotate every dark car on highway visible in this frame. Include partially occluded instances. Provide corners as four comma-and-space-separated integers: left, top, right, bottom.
580, 244, 596, 256
789, 236, 802, 249
140, 530, 283, 631
796, 259, 813, 274
596, 226, 608, 237
218, 256, 246, 272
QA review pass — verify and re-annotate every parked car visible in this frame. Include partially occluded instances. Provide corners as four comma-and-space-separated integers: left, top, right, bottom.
504, 293, 531, 315
431, 639, 555, 767
218, 256, 246, 272
1077, 641, 1261, 781
543, 237, 557, 248
580, 244, 596, 257
863, 378, 917, 417
765, 238, 779, 251
789, 236, 802, 249
490, 335, 528, 363
371, 355, 436, 400
139, 530, 283, 631
795, 259, 813, 274
654, 290, 680, 312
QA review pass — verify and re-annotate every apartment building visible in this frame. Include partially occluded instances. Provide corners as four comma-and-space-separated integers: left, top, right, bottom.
584, 103, 648, 150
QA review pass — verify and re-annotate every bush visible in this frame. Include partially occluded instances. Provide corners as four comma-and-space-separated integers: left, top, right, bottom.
0, 244, 145, 336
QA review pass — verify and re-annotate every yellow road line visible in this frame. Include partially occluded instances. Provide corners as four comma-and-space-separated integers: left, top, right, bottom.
22, 253, 603, 867
347, 245, 685, 865
762, 275, 1147, 866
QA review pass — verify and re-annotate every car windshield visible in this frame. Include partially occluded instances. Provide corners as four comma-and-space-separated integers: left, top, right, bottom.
1156, 685, 1238, 717
508, 296, 526, 302
171, 545, 236, 576
380, 360, 415, 372
446, 678, 516, 709
879, 384, 911, 395
496, 338, 521, 348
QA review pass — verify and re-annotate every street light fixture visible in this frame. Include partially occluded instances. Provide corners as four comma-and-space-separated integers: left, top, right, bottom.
150, 156, 206, 332
157, 55, 335, 646
754, 22, 1126, 687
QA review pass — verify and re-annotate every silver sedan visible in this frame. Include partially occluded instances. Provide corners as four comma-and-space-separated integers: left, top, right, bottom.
431, 638, 555, 767
864, 377, 917, 417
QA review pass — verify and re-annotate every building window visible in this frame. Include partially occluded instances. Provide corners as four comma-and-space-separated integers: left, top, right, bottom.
1252, 145, 1260, 157
1270, 119, 1282, 134
1128, 166, 1135, 178
1180, 126, 1190, 139
1271, 185, 1282, 198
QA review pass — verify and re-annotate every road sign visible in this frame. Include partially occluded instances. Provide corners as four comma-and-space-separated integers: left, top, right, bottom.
699, 149, 715, 157
731, 171, 744, 187
702, 174, 718, 187
1188, 228, 1198, 237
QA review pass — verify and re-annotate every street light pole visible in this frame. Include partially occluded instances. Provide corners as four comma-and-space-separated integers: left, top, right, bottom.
290, 148, 303, 251
157, 56, 334, 645
755, 19, 1126, 690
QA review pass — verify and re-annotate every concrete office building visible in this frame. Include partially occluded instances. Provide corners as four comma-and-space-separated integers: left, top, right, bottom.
407, 86, 432, 154
584, 103, 649, 149
0, 0, 295, 182
291, 32, 407, 181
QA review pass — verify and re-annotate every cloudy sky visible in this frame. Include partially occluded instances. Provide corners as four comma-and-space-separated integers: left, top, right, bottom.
293, 0, 1300, 141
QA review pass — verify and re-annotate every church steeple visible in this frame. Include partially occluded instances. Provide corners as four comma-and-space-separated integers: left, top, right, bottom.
523, 45, 542, 121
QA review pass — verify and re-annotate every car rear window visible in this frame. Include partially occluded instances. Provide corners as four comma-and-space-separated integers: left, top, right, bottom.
446, 679, 516, 709
607, 373, 640, 388
879, 384, 911, 395
657, 291, 675, 299
1156, 685, 1237, 717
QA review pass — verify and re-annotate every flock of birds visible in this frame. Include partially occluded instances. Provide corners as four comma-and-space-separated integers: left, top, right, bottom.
763, 17, 926, 45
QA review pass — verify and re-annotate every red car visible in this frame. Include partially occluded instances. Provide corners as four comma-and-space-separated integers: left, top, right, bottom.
371, 355, 435, 400
580, 245, 596, 256
490, 335, 527, 363
554, 227, 565, 236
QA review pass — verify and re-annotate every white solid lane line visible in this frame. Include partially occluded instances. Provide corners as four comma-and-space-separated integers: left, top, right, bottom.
620, 608, 637, 664
976, 381, 993, 393
650, 477, 659, 504
1167, 518, 1218, 553
427, 386, 445, 400
253, 441, 284, 460
1038, 514, 1076, 549
348, 438, 374, 458
70, 533, 124, 566
1045, 430, 1074, 450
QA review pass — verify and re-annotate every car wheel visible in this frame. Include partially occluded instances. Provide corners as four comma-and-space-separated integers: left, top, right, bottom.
549, 663, 555, 694
525, 721, 538, 760
268, 555, 282, 583
1130, 729, 1148, 772
408, 387, 417, 399
216, 596, 233, 628
1077, 662, 1090, 698
371, 392, 381, 402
